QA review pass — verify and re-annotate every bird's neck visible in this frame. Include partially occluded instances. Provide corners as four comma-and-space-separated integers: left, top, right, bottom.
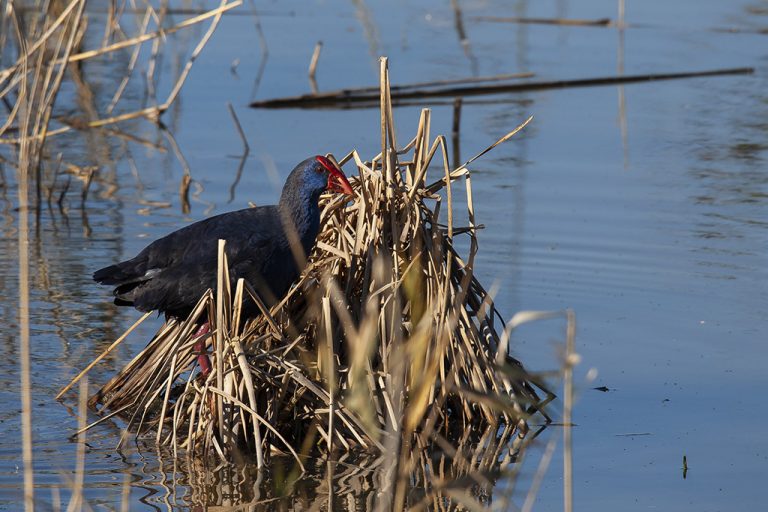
278, 186, 321, 254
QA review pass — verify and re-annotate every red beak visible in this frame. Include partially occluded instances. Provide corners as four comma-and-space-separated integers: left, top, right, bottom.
316, 155, 354, 195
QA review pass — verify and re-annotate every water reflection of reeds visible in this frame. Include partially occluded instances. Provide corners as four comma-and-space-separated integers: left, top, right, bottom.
131, 422, 546, 510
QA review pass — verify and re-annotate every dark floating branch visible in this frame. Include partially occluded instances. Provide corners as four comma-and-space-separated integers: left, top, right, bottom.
472, 16, 613, 26
250, 72, 533, 109
474, 15, 768, 34
250, 67, 754, 110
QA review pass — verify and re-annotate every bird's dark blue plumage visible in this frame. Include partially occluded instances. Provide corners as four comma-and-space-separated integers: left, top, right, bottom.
94, 156, 353, 319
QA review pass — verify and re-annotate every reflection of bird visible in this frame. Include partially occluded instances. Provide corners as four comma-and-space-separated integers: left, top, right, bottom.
94, 156, 353, 376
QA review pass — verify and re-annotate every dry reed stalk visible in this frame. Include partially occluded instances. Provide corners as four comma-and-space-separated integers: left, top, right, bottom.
0, 0, 240, 144
69, 57, 555, 505
308, 41, 323, 94
105, 7, 153, 114
563, 309, 577, 512
65, 378, 88, 512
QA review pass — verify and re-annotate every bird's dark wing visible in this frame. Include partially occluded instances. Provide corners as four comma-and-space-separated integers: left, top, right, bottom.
94, 206, 294, 316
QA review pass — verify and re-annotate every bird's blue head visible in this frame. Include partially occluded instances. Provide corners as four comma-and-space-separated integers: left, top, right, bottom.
281, 155, 354, 207
278, 155, 354, 250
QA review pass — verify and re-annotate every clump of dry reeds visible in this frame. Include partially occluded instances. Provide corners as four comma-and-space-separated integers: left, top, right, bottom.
65, 59, 552, 491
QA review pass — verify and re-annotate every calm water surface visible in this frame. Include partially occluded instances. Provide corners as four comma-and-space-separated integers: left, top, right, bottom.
1, 0, 766, 509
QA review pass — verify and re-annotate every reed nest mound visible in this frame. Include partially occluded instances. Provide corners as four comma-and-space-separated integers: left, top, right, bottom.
72, 60, 553, 469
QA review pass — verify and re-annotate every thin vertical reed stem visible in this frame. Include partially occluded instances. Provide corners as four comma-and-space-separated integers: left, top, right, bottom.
18, 120, 34, 512
215, 239, 227, 451
323, 297, 335, 453
16, 6, 34, 505
65, 378, 88, 512
308, 40, 322, 94
563, 309, 576, 512
379, 57, 387, 173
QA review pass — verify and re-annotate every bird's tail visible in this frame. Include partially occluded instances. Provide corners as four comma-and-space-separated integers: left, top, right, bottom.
93, 263, 126, 285
94, 260, 160, 308
93, 259, 152, 285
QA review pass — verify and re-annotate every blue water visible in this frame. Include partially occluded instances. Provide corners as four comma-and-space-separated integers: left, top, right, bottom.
1, 0, 766, 509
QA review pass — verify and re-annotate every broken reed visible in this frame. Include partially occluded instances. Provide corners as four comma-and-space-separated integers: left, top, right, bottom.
73, 59, 552, 475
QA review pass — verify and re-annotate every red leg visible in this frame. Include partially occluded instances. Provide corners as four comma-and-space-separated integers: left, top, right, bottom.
192, 322, 212, 378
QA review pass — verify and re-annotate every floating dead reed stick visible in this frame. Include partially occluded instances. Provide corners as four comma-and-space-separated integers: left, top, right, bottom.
68, 59, 553, 483
250, 66, 754, 109
472, 16, 613, 26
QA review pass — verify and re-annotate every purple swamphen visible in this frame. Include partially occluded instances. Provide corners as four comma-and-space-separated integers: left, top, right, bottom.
94, 155, 353, 376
